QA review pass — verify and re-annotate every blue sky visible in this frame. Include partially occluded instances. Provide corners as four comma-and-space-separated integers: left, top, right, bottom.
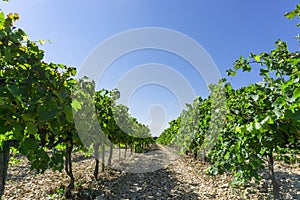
1, 0, 299, 136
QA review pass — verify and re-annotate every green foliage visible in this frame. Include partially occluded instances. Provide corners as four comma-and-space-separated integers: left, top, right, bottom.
157, 118, 180, 145
159, 5, 300, 197
0, 12, 4, 29
0, 2, 298, 199
94, 88, 154, 150
0, 9, 80, 173
285, 3, 300, 20
158, 80, 226, 160
0, 14, 153, 191
209, 40, 300, 187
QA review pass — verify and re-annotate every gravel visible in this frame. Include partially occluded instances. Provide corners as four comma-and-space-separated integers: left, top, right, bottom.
2, 145, 300, 200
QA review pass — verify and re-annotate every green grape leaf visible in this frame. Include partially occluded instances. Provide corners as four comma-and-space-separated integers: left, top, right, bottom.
0, 12, 4, 29
36, 101, 59, 121
25, 122, 38, 135
292, 110, 300, 120
63, 105, 73, 123
293, 88, 300, 99
71, 99, 82, 112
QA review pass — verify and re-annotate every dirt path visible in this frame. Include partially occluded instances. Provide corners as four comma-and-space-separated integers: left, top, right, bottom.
2, 144, 300, 199
94, 144, 264, 200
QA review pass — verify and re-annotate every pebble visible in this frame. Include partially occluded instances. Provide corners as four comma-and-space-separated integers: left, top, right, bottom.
2, 146, 300, 200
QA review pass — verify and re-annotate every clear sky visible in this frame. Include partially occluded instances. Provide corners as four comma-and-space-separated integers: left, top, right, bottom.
1, 0, 299, 136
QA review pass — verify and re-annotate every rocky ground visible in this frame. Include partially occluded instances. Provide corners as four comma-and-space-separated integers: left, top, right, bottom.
2, 144, 300, 200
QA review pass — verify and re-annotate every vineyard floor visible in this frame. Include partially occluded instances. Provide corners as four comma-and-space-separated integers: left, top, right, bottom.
3, 144, 300, 200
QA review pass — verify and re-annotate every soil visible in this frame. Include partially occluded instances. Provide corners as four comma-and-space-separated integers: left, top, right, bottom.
2, 144, 300, 200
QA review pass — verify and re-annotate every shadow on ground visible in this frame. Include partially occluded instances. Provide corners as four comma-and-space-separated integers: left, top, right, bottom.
258, 170, 300, 200
73, 168, 200, 200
